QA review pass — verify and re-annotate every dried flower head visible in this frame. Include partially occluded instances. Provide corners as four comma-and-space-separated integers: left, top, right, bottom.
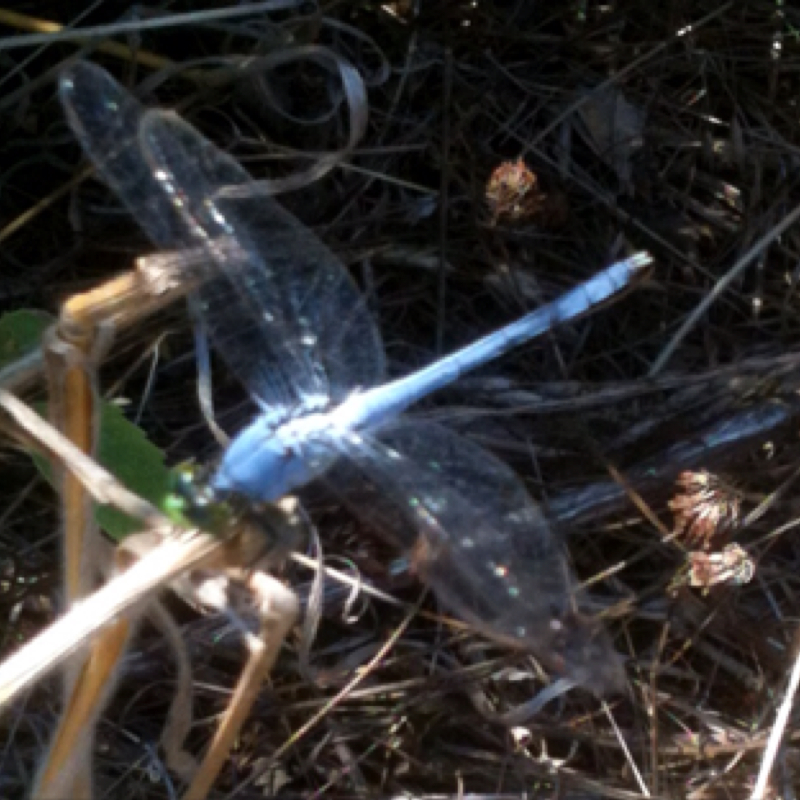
687, 544, 755, 590
669, 543, 755, 594
485, 159, 546, 225
669, 470, 741, 549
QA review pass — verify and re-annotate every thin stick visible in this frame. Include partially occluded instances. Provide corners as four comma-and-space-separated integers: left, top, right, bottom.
750, 634, 800, 799
0, 388, 163, 525
36, 300, 107, 800
226, 593, 427, 799
0, 248, 208, 396
181, 574, 299, 800
650, 202, 800, 375
0, 3, 302, 52
0, 527, 223, 710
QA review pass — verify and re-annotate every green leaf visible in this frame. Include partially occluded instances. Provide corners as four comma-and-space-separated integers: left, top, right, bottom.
0, 309, 53, 369
2, 309, 174, 541
95, 402, 172, 540
31, 401, 173, 541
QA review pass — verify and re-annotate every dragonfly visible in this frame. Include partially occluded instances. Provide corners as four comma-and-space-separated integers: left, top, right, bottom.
59, 61, 650, 695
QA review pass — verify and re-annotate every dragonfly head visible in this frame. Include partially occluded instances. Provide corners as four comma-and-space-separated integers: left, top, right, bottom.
164, 462, 234, 535
165, 461, 306, 564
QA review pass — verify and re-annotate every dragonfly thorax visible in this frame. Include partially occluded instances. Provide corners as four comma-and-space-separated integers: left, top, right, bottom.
211, 409, 339, 502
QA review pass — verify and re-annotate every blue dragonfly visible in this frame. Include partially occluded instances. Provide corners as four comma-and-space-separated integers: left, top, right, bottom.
60, 61, 650, 695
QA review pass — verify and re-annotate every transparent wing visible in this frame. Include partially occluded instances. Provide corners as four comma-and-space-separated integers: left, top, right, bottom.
59, 61, 190, 250
60, 62, 294, 407
325, 421, 624, 695
139, 108, 385, 414
59, 61, 385, 413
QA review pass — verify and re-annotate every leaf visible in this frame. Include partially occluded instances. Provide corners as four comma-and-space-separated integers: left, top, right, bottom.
0, 309, 53, 369
31, 401, 173, 541
95, 402, 172, 540
2, 309, 173, 540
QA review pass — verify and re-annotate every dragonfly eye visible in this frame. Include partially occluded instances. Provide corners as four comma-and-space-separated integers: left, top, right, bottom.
169, 462, 204, 497
165, 463, 234, 536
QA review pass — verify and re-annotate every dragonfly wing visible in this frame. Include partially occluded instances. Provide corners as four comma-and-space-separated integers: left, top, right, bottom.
60, 63, 292, 409
59, 63, 294, 408
327, 420, 625, 695
59, 62, 385, 412
139, 107, 385, 412
59, 61, 191, 250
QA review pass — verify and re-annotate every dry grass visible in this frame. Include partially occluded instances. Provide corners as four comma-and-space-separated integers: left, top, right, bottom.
2, 1, 800, 797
